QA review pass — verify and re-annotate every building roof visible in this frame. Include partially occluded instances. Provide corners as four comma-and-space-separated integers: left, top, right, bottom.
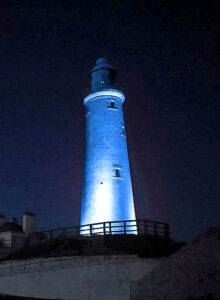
0, 222, 23, 233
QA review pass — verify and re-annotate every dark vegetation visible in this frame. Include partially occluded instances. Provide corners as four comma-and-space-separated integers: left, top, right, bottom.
0, 234, 185, 261
0, 240, 3, 249
104, 234, 185, 257
0, 236, 86, 261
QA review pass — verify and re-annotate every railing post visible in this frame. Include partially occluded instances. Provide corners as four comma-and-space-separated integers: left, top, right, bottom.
109, 222, 112, 235
154, 222, 158, 236
144, 220, 148, 235
90, 224, 93, 236
164, 223, 170, 239
136, 220, 140, 235
60, 255, 62, 267
40, 256, 43, 269
75, 226, 79, 236
10, 260, 12, 273
124, 221, 126, 234
103, 222, 106, 235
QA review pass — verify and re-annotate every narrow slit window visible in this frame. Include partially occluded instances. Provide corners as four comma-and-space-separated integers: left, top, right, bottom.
113, 165, 122, 179
115, 168, 121, 178
121, 126, 126, 136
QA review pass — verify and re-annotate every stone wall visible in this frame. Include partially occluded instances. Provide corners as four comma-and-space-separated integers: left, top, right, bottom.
0, 255, 159, 300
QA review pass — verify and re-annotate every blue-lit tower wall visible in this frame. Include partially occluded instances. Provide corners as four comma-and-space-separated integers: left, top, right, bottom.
80, 58, 136, 226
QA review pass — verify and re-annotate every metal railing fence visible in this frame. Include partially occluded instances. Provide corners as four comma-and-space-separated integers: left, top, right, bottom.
0, 255, 73, 275
0, 254, 137, 276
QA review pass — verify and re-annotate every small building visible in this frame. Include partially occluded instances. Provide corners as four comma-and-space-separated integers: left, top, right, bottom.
0, 212, 36, 249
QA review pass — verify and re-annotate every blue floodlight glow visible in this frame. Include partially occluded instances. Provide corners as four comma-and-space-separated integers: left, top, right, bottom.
80, 59, 136, 231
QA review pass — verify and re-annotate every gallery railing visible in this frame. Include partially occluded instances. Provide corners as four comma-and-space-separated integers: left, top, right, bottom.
30, 219, 169, 241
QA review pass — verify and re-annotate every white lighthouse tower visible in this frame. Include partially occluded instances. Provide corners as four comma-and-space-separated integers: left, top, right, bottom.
80, 58, 136, 227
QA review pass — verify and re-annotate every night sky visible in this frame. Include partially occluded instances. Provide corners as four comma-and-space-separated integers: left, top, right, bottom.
0, 0, 219, 241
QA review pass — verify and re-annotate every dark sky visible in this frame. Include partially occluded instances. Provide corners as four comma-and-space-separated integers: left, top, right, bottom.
0, 0, 219, 241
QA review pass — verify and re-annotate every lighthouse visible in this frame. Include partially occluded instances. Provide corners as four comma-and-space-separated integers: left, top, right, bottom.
80, 58, 136, 227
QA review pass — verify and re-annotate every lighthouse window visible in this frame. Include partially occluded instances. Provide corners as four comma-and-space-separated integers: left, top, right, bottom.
121, 126, 126, 136
110, 101, 115, 108
115, 168, 121, 178
108, 100, 118, 110
113, 166, 122, 178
